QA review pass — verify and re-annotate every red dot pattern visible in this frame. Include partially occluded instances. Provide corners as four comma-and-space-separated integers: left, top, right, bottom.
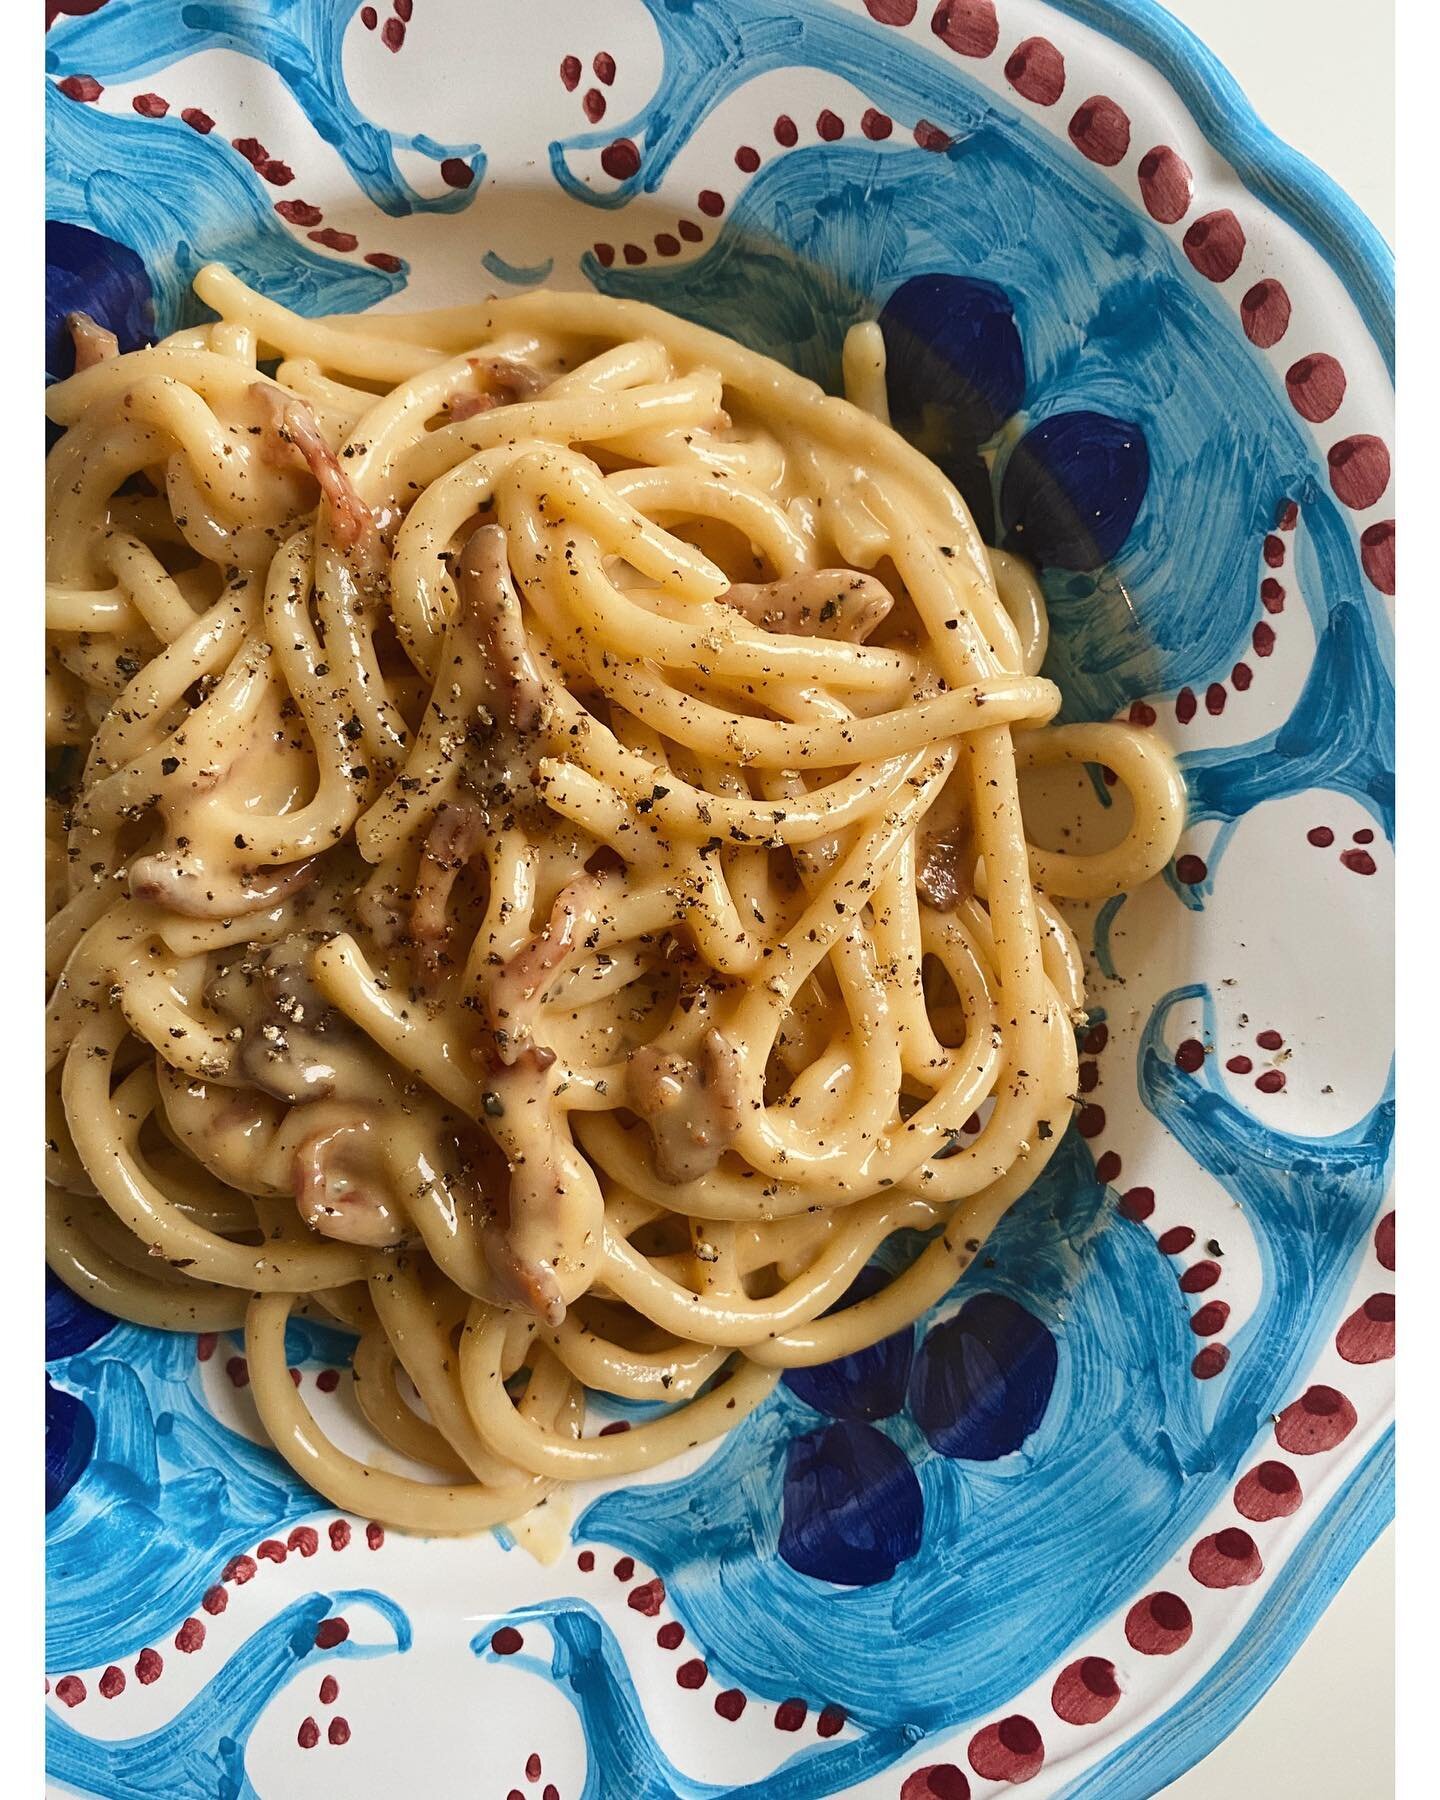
1051, 1657, 1121, 1726
1285, 353, 1347, 422
1068, 96, 1131, 166
1183, 210, 1245, 282
627, 1578, 666, 1616
1119, 1186, 1155, 1222
1274, 1384, 1357, 1455
930, 0, 1000, 59
901, 1769, 970, 1800
1234, 1460, 1302, 1521
1361, 520, 1395, 594
1328, 435, 1391, 510
1004, 38, 1066, 107
968, 1714, 1045, 1783
1124, 1591, 1193, 1655
1189, 1527, 1263, 1589
1240, 279, 1291, 348
1137, 146, 1192, 224
1336, 1292, 1395, 1364
600, 139, 640, 181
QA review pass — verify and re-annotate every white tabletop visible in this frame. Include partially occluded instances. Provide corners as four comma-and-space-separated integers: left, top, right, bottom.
1149, 2, 1394, 1794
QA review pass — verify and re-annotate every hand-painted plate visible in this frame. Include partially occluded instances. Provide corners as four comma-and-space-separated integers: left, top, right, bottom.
44, 4, 1394, 1796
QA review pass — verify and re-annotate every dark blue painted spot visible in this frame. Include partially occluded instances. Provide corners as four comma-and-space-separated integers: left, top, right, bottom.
46, 1376, 96, 1514
909, 1291, 1057, 1461
782, 1264, 914, 1421
999, 409, 1150, 570
778, 1420, 923, 1587
879, 273, 1023, 535
46, 220, 155, 383
46, 1265, 116, 1360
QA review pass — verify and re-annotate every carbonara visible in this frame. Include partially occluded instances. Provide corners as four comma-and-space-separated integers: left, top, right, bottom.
45, 267, 1184, 1532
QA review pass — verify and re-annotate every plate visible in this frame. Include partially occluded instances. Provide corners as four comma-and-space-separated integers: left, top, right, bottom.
44, 4, 1395, 1796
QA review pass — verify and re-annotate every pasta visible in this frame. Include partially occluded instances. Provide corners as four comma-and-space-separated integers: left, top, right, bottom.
44, 268, 1185, 1532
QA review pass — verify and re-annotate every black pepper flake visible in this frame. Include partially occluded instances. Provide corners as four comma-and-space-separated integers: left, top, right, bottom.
160, 756, 179, 776
481, 1092, 505, 1117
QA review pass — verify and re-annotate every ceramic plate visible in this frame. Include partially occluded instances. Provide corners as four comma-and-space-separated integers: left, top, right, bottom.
44, 4, 1395, 1796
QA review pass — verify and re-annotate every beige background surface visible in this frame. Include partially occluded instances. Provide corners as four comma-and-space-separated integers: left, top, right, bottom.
1153, 2, 1394, 1794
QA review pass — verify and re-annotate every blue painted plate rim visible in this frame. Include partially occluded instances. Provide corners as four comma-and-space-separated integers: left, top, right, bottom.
1036, 3, 1395, 1792
42, 4, 1395, 1796
1051, 0, 1394, 372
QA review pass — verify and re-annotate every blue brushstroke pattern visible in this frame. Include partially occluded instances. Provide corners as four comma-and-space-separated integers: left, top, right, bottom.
45, 1, 1394, 1794
46, 0, 482, 217
47, 1590, 410, 1800
473, 1598, 918, 1799
1056, 1425, 1394, 1799
580, 1085, 1387, 1735
482, 248, 557, 288
46, 82, 402, 332
46, 1319, 348, 1671
588, 129, 1391, 728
